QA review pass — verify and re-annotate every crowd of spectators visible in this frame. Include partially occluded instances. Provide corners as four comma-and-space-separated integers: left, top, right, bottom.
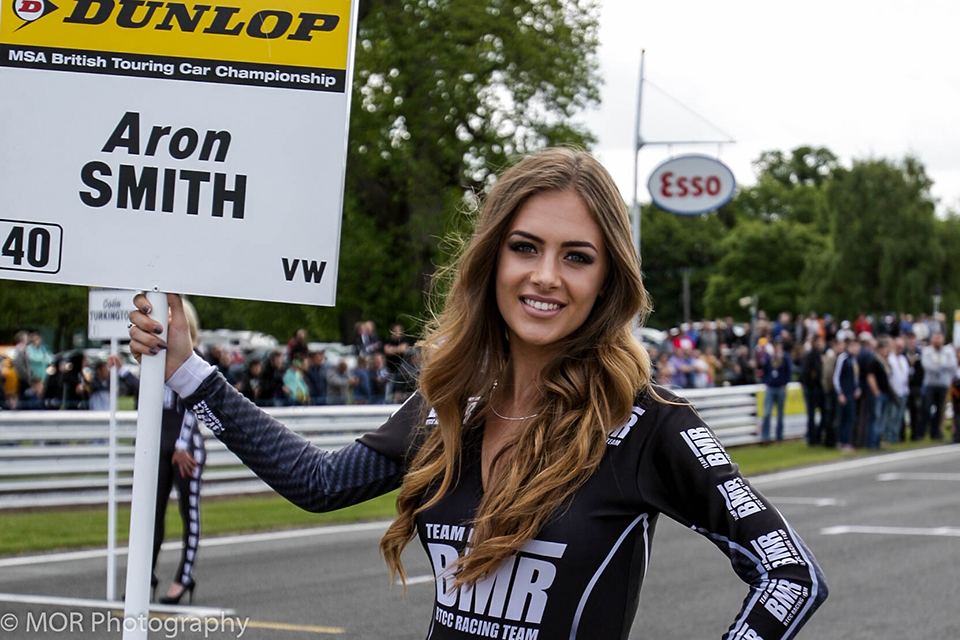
4, 310, 956, 428
648, 310, 959, 449
203, 321, 420, 407
1, 320, 422, 410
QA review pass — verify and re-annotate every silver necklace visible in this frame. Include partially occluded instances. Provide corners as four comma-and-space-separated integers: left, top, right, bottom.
489, 380, 538, 421
489, 404, 539, 421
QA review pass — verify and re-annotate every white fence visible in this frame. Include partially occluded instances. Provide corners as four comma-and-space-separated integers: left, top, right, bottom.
0, 384, 804, 509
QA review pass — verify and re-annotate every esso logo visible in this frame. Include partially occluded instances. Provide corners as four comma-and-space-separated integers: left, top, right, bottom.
647, 155, 736, 215
14, 0, 46, 21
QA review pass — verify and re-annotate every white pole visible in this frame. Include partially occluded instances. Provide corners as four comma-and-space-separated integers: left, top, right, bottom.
107, 336, 119, 602
631, 49, 646, 261
122, 291, 168, 639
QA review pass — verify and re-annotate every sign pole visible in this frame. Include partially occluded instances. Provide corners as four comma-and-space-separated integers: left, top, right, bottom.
107, 336, 119, 602
122, 291, 168, 639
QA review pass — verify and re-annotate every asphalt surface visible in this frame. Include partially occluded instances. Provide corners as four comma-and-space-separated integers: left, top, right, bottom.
1, 444, 959, 639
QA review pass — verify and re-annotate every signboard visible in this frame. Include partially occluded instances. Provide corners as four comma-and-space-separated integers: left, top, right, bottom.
0, 0, 358, 306
647, 154, 736, 215
954, 310, 960, 348
89, 288, 136, 340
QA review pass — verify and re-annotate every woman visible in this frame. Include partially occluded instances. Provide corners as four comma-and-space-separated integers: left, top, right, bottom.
121, 299, 205, 605
129, 149, 826, 638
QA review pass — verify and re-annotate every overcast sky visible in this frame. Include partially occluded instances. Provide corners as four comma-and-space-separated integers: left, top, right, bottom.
583, 0, 960, 212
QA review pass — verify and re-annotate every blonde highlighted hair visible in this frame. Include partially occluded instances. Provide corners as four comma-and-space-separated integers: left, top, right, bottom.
380, 148, 653, 586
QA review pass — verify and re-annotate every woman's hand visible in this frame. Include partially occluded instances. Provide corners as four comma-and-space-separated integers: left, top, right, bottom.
172, 449, 198, 478
128, 293, 193, 382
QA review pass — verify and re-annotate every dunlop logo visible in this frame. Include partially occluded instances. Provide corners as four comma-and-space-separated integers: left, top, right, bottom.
58, 1, 340, 41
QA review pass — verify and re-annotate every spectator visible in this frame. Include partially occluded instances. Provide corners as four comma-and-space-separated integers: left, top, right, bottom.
18, 377, 45, 410
12, 331, 31, 398
350, 356, 372, 404
854, 334, 877, 448
863, 337, 894, 449
799, 336, 824, 446
354, 320, 383, 358
653, 351, 673, 387
238, 359, 263, 404
905, 332, 924, 440
259, 350, 286, 407
62, 351, 89, 409
304, 351, 328, 406
733, 345, 756, 385
26, 333, 53, 384
368, 353, 390, 404
885, 337, 910, 445
383, 322, 411, 386
759, 339, 792, 443
282, 358, 310, 405
834, 338, 861, 451
326, 361, 350, 405
697, 321, 719, 355
667, 344, 696, 388
88, 359, 112, 411
286, 328, 309, 364
853, 313, 872, 336
215, 348, 238, 387
820, 337, 842, 448
919, 332, 957, 440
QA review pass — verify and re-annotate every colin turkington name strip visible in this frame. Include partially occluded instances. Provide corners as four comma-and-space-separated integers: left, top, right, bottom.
1, 44, 346, 92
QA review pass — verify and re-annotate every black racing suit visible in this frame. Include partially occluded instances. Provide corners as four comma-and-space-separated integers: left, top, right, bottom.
121, 366, 205, 588
170, 354, 826, 639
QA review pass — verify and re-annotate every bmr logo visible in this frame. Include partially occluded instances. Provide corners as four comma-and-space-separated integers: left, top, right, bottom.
61, 1, 340, 41
13, 0, 60, 27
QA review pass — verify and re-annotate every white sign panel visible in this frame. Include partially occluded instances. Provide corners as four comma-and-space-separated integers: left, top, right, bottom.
89, 288, 137, 340
0, 0, 358, 306
647, 154, 736, 215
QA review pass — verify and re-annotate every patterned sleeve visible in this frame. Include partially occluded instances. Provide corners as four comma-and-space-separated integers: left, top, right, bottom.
638, 397, 828, 640
182, 369, 404, 513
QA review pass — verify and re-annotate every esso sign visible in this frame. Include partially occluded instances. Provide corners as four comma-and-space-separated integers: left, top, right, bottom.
648, 154, 736, 215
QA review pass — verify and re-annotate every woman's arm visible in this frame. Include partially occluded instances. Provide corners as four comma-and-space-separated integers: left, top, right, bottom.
168, 353, 405, 512
640, 400, 828, 640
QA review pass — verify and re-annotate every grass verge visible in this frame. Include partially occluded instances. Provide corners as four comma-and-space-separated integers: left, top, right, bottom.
0, 438, 943, 557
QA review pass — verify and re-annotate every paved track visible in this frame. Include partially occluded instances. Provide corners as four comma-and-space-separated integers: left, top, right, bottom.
2, 445, 958, 639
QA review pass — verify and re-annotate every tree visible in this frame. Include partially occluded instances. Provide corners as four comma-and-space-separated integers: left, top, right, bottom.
804, 157, 943, 318
703, 220, 824, 319
640, 204, 730, 327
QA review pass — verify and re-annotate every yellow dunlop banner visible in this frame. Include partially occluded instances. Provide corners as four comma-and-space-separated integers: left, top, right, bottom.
1, 0, 351, 91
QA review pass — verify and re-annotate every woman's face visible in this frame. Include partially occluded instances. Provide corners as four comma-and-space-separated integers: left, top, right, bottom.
496, 190, 609, 354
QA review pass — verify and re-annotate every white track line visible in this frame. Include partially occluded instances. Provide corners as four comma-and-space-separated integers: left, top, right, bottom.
876, 472, 960, 482
0, 592, 233, 617
821, 525, 960, 538
0, 521, 391, 569
752, 444, 960, 486
396, 575, 435, 586
766, 497, 846, 507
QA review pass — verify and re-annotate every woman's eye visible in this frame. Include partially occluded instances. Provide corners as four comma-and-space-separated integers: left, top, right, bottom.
566, 251, 594, 265
509, 241, 536, 254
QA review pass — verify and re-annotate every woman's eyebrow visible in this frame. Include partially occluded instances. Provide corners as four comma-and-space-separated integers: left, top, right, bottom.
507, 230, 598, 252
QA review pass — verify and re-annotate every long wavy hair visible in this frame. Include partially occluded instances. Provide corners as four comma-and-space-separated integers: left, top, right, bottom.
380, 148, 653, 586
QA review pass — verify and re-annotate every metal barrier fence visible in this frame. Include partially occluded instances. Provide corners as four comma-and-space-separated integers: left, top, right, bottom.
0, 383, 804, 509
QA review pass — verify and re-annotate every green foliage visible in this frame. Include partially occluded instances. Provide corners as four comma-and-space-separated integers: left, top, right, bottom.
805, 157, 943, 318
703, 220, 824, 318
0, 282, 87, 349
640, 204, 729, 327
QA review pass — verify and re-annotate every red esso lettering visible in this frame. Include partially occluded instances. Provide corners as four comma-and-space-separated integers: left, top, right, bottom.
660, 171, 674, 197
707, 176, 721, 195
661, 172, 722, 198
